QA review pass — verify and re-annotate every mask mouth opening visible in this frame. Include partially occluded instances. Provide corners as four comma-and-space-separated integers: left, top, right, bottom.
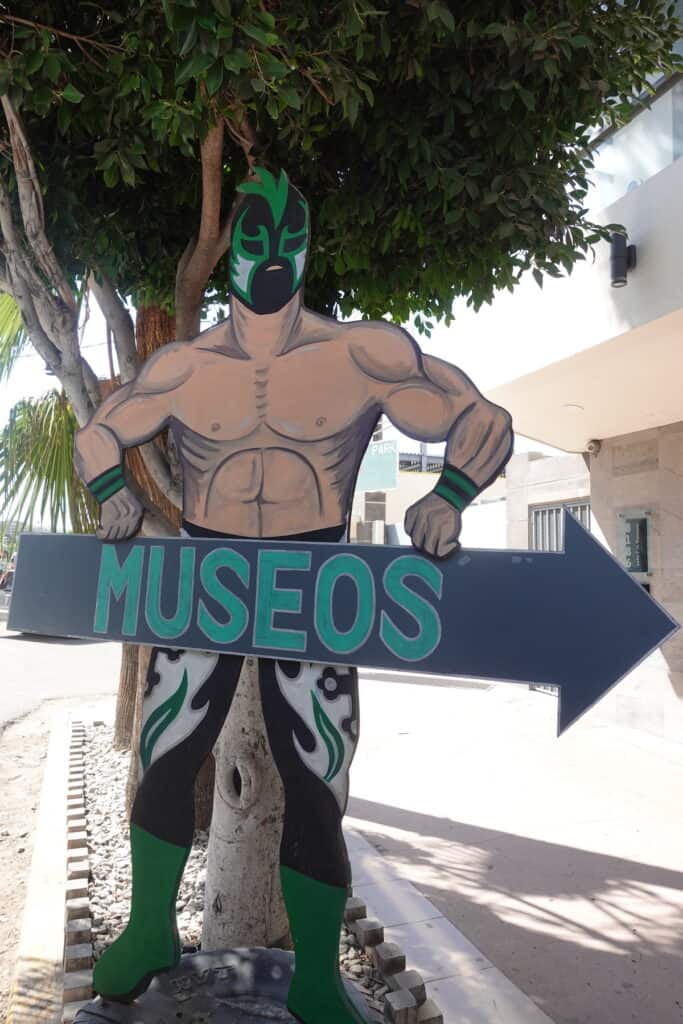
249, 260, 296, 314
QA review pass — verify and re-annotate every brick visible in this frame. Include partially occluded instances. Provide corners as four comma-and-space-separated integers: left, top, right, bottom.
66, 918, 92, 944
66, 879, 89, 900
67, 831, 88, 849
67, 818, 87, 833
353, 917, 384, 947
62, 969, 93, 1004
67, 848, 88, 866
64, 942, 93, 972
66, 805, 85, 820
344, 896, 367, 924
67, 859, 90, 880
372, 942, 406, 976
388, 971, 426, 1006
62, 1000, 90, 1023
384, 989, 418, 1024
417, 999, 443, 1024
66, 897, 90, 920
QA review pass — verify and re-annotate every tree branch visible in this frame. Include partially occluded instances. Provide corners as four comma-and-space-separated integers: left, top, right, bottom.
175, 119, 227, 340
89, 270, 138, 382
1, 95, 77, 314
139, 442, 182, 508
0, 14, 123, 53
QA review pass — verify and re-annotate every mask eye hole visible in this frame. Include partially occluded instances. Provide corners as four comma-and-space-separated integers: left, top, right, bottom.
241, 237, 264, 256
281, 230, 306, 255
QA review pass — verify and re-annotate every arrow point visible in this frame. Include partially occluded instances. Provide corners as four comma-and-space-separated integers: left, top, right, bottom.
555, 511, 679, 735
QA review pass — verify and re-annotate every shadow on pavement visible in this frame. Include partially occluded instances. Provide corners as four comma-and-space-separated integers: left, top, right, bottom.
348, 796, 683, 1024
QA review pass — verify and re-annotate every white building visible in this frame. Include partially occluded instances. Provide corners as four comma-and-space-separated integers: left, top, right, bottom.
462, 76, 683, 741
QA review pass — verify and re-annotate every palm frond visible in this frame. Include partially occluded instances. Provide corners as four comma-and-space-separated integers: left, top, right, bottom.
0, 391, 98, 533
0, 294, 28, 383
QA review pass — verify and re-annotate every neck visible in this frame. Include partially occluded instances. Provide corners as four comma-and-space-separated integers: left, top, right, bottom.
230, 292, 302, 357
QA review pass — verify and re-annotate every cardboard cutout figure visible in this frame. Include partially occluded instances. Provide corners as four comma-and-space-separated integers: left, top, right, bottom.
74, 168, 514, 1021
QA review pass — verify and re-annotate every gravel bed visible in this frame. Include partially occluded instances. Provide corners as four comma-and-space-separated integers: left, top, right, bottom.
84, 724, 387, 1014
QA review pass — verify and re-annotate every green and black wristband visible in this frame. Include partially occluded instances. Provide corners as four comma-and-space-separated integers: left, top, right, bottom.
87, 465, 126, 504
434, 463, 480, 512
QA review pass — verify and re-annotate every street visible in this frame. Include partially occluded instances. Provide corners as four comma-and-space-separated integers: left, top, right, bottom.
0, 623, 119, 732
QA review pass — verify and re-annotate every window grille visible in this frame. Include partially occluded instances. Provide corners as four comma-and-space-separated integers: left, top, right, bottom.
529, 501, 590, 553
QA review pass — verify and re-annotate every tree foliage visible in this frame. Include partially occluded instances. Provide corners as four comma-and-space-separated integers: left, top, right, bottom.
2, 1, 681, 333
0, 390, 98, 532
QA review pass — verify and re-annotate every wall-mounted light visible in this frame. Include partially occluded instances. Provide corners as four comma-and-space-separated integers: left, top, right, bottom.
610, 231, 637, 288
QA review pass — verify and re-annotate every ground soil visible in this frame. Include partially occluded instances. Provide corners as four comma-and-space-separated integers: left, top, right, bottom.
0, 705, 52, 1019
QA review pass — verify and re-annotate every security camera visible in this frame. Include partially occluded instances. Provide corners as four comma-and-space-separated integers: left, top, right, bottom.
586, 439, 602, 456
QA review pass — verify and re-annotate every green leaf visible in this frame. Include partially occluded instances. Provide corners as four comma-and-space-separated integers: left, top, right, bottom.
211, 0, 231, 16
44, 54, 61, 84
223, 49, 250, 72
179, 21, 198, 57
532, 267, 544, 288
205, 60, 224, 96
241, 23, 278, 46
25, 50, 45, 75
149, 63, 163, 94
118, 73, 140, 97
279, 86, 301, 110
175, 52, 215, 84
62, 83, 84, 104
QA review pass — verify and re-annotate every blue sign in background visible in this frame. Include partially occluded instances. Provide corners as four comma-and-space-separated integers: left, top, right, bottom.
9, 513, 677, 734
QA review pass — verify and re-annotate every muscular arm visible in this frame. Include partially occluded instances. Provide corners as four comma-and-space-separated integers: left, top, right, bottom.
350, 325, 513, 556
74, 343, 193, 540
74, 343, 193, 484
350, 325, 512, 485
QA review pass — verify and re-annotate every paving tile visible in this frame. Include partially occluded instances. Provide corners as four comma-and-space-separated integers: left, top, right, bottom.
348, 844, 404, 887
352, 880, 442, 928
343, 827, 376, 851
384, 919, 492, 983
426, 969, 554, 1023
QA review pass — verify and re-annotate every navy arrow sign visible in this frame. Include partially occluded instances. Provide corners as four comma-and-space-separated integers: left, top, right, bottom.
8, 513, 678, 735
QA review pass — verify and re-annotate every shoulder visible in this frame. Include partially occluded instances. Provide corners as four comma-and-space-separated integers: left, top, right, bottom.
346, 321, 422, 383
135, 342, 195, 393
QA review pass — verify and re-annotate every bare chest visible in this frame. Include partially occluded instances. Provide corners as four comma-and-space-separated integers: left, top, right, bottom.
173, 346, 375, 443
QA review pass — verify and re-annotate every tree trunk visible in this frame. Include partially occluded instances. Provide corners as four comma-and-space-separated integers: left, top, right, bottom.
113, 643, 138, 750
125, 645, 152, 816
202, 658, 290, 951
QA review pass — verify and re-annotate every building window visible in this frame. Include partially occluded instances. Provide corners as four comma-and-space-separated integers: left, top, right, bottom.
529, 501, 591, 552
365, 491, 386, 522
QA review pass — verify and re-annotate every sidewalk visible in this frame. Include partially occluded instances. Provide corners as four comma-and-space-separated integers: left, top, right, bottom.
349, 672, 683, 1024
345, 826, 553, 1022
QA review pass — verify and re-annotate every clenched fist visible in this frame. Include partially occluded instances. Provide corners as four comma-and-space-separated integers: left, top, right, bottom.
98, 487, 144, 541
404, 491, 461, 559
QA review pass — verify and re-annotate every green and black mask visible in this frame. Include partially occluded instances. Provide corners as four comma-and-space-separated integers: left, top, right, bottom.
229, 167, 309, 314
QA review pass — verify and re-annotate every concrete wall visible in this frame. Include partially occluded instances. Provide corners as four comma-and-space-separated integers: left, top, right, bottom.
588, 423, 683, 741
506, 452, 590, 549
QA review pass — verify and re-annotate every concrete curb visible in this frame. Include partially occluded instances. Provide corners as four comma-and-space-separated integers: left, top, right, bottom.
344, 892, 442, 1023
6, 712, 70, 1024
62, 721, 94, 1021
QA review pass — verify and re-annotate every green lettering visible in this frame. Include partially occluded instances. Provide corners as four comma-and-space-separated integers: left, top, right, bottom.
380, 556, 443, 661
314, 554, 375, 654
253, 549, 310, 652
197, 548, 250, 645
144, 545, 196, 640
93, 544, 144, 636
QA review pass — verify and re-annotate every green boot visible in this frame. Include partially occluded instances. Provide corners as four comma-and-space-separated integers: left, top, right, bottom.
93, 824, 189, 1002
281, 867, 369, 1024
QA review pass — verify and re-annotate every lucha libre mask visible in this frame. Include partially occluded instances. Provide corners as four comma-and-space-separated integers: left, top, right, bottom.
229, 167, 310, 314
